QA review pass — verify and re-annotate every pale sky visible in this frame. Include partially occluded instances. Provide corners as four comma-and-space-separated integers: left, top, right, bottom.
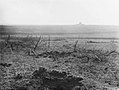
0, 0, 119, 25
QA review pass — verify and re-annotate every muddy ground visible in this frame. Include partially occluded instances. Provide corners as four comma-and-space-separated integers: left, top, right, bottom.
0, 36, 119, 90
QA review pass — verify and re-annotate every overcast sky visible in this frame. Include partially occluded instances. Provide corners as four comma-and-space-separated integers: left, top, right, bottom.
0, 0, 119, 25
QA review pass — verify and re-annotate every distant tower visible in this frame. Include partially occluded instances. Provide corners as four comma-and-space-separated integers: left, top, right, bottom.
79, 22, 83, 25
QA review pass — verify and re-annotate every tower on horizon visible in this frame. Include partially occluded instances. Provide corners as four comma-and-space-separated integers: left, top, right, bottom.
78, 22, 84, 26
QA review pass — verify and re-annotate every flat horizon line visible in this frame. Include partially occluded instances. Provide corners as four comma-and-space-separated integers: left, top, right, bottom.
0, 24, 119, 26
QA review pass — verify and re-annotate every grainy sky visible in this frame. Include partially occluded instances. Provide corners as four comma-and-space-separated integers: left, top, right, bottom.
0, 0, 119, 25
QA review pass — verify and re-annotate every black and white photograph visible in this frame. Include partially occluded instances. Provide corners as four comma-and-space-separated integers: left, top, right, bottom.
0, 0, 119, 90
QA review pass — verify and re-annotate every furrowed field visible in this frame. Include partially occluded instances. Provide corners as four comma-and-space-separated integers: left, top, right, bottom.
0, 34, 119, 90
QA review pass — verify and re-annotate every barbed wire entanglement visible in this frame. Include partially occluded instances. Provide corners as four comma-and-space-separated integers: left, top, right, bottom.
0, 34, 119, 90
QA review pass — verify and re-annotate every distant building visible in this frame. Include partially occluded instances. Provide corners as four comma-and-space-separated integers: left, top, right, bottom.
77, 22, 84, 26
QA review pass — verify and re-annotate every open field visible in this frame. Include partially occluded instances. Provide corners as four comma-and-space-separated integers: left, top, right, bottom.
0, 34, 119, 90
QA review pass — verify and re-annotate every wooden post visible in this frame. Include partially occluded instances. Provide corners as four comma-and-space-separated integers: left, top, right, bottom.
48, 35, 50, 51
74, 40, 78, 52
